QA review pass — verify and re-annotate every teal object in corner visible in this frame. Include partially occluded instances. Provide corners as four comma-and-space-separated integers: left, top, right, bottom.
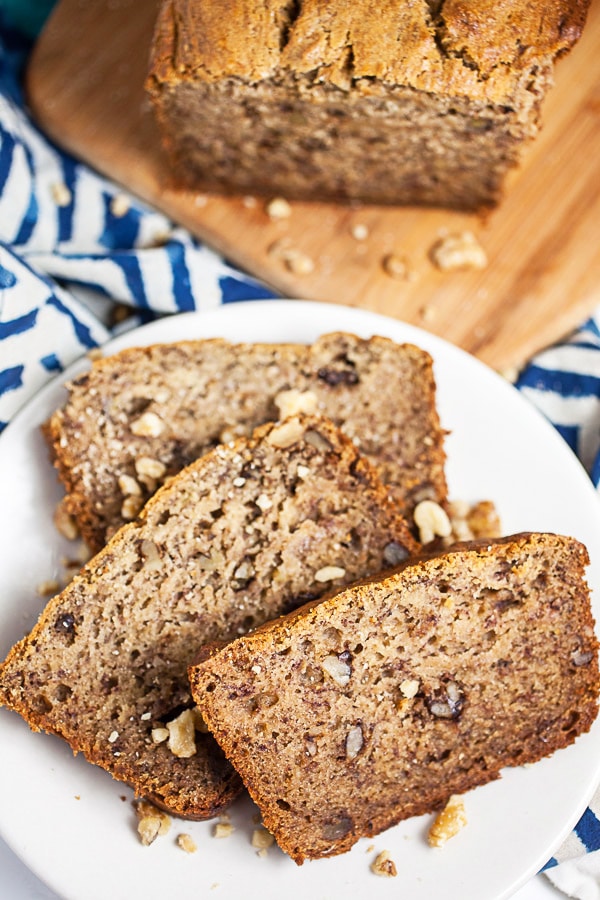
0, 0, 56, 37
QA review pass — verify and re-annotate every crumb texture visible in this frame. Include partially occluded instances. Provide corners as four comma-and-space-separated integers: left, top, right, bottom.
190, 533, 599, 862
45, 332, 446, 550
147, 0, 590, 208
0, 415, 416, 819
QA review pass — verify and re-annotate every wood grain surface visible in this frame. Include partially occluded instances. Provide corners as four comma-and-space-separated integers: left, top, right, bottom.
25, 0, 600, 370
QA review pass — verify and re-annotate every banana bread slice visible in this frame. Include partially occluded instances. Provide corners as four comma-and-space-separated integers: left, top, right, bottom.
189, 533, 600, 861
0, 415, 417, 819
147, 0, 590, 210
45, 332, 446, 551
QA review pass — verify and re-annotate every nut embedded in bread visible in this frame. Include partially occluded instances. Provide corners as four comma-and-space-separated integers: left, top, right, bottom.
189, 533, 600, 862
0, 414, 418, 820
44, 332, 447, 551
146, 0, 591, 210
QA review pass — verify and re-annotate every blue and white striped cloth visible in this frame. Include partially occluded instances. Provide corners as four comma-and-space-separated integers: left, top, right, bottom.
2, 14, 600, 897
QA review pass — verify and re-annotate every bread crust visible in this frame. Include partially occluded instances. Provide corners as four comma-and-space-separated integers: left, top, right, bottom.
190, 532, 600, 861
0, 415, 417, 818
45, 332, 447, 551
146, 0, 591, 208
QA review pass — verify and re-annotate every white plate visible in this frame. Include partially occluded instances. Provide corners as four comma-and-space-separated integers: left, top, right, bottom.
1, 299, 600, 900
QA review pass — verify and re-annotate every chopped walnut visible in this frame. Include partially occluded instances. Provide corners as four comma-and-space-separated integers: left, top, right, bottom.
284, 250, 315, 275
130, 411, 165, 437
176, 833, 198, 853
314, 565, 346, 583
428, 795, 467, 847
430, 231, 487, 272
251, 826, 275, 851
274, 389, 318, 419
213, 821, 235, 838
267, 418, 304, 448
371, 850, 397, 877
121, 495, 143, 520
110, 193, 131, 218
37, 579, 60, 597
345, 725, 364, 759
118, 474, 142, 496
135, 456, 167, 480
53, 499, 79, 540
413, 500, 452, 545
321, 653, 351, 686
399, 678, 420, 699
166, 709, 197, 758
133, 799, 171, 846
151, 727, 169, 743
51, 181, 72, 207
266, 197, 292, 219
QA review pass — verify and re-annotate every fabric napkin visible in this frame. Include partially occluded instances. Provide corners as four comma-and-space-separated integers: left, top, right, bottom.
2, 13, 600, 898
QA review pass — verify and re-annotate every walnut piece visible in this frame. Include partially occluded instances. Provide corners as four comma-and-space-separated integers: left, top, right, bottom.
428, 795, 468, 847
321, 653, 351, 686
266, 418, 305, 448
133, 799, 171, 846
314, 565, 346, 583
130, 411, 165, 437
430, 231, 487, 272
166, 709, 197, 758
274, 389, 318, 419
371, 850, 398, 877
413, 500, 452, 545
176, 833, 198, 853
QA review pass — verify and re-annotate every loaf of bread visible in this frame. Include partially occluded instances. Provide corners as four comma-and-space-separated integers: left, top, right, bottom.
45, 332, 447, 551
0, 415, 418, 819
146, 0, 590, 210
189, 533, 599, 862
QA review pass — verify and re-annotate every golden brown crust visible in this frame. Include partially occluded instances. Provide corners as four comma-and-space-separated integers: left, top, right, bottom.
149, 0, 591, 102
190, 532, 599, 862
146, 0, 590, 209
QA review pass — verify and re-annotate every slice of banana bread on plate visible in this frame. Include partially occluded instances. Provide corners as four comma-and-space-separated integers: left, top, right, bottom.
45, 332, 447, 551
189, 532, 599, 861
0, 415, 417, 819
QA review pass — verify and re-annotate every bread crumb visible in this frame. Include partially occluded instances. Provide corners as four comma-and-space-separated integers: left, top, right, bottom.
133, 799, 171, 846
110, 193, 131, 218
176, 833, 198, 853
351, 223, 369, 240
382, 252, 413, 280
53, 499, 79, 540
430, 231, 487, 272
37, 579, 60, 597
428, 795, 467, 847
284, 250, 315, 275
51, 181, 72, 207
251, 826, 275, 851
266, 197, 292, 220
371, 849, 397, 877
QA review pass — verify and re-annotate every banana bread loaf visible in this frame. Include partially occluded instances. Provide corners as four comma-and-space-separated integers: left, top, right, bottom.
0, 415, 417, 819
45, 332, 446, 551
189, 532, 599, 862
146, 0, 590, 210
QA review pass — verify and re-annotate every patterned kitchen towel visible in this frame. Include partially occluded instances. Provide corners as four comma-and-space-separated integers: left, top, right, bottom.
1, 13, 600, 898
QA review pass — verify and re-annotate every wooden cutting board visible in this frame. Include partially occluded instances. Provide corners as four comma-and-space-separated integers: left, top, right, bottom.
26, 0, 600, 370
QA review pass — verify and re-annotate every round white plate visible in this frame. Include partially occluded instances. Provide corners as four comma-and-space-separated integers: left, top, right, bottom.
1, 299, 599, 900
